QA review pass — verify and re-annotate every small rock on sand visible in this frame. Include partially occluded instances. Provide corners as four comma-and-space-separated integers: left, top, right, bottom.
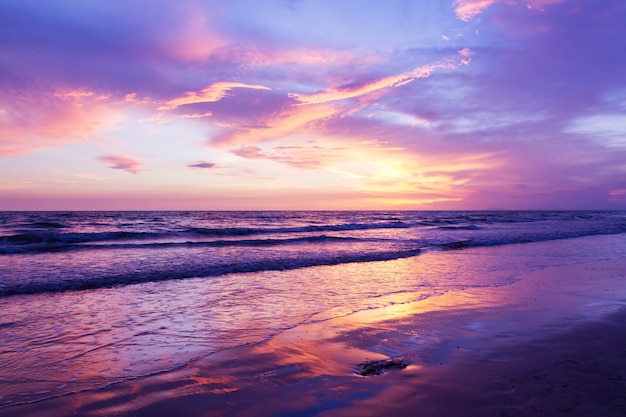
356, 357, 408, 376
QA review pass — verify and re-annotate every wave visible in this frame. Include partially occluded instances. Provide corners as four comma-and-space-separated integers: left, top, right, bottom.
0, 247, 422, 296
0, 230, 166, 253
434, 224, 480, 231
0, 235, 370, 254
434, 228, 626, 250
19, 221, 70, 229
0, 221, 412, 254
187, 221, 412, 236
2, 211, 626, 298
2, 217, 625, 256
4, 226, 626, 296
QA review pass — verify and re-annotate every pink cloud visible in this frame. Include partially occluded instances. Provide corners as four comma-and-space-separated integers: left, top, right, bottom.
525, 0, 566, 11
205, 49, 474, 150
208, 49, 475, 152
454, 0, 501, 21
158, 82, 272, 111
212, 101, 340, 147
0, 89, 121, 156
164, 5, 228, 62
178, 111, 213, 119
289, 49, 473, 105
98, 155, 144, 174
201, 48, 474, 150
289, 64, 436, 105
454, 0, 565, 20
212, 42, 383, 72
231, 145, 345, 169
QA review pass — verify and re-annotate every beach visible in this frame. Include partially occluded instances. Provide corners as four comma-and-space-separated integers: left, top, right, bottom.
3, 0, 626, 413
3, 231, 626, 417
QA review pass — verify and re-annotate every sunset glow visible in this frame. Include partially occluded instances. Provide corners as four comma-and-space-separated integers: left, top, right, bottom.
1, 0, 625, 210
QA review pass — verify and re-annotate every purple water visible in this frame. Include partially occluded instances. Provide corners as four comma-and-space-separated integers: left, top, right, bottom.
1, 210, 626, 408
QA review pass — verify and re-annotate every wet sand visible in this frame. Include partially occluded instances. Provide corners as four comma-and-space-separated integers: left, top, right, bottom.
4, 244, 626, 417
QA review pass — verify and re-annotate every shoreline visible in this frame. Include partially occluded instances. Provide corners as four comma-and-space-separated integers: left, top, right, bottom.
3, 240, 626, 416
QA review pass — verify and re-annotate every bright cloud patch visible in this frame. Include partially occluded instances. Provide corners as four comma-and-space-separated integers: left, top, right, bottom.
566, 114, 626, 147
0, 89, 122, 156
454, 0, 565, 20
454, 0, 499, 21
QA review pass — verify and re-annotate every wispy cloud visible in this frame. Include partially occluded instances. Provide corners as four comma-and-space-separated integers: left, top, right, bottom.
158, 82, 272, 111
289, 49, 474, 106
98, 155, 144, 174
232, 145, 345, 169
454, 0, 499, 21
0, 88, 122, 156
211, 101, 340, 147
188, 161, 216, 169
454, 0, 565, 20
211, 49, 474, 149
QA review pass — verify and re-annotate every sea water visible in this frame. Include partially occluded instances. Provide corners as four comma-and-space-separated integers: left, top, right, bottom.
1, 210, 625, 408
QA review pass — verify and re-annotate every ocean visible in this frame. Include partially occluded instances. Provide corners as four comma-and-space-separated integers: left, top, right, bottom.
1, 210, 626, 410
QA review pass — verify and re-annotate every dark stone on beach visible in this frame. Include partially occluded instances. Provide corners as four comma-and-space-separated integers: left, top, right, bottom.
356, 357, 408, 376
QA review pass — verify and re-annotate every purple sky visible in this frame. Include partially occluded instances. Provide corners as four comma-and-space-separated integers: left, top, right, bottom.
1, 0, 625, 210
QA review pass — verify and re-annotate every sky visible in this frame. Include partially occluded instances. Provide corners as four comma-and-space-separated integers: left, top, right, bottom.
1, 0, 626, 210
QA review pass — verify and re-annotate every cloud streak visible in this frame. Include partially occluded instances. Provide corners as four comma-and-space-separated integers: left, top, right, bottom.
454, 0, 565, 20
454, 0, 499, 20
289, 49, 473, 105
188, 161, 216, 169
158, 83, 272, 111
232, 145, 346, 170
98, 155, 144, 174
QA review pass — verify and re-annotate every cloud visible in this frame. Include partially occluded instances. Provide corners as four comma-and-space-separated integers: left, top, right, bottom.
288, 63, 437, 105
188, 161, 216, 169
566, 114, 626, 148
210, 41, 380, 71
0, 1, 208, 95
231, 144, 345, 169
288, 49, 473, 105
0, 88, 123, 156
454, 0, 500, 21
455, 0, 626, 127
299, 50, 471, 105
211, 101, 340, 147
158, 82, 272, 111
453, 0, 565, 20
208, 49, 474, 148
178, 112, 213, 119
98, 155, 143, 174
